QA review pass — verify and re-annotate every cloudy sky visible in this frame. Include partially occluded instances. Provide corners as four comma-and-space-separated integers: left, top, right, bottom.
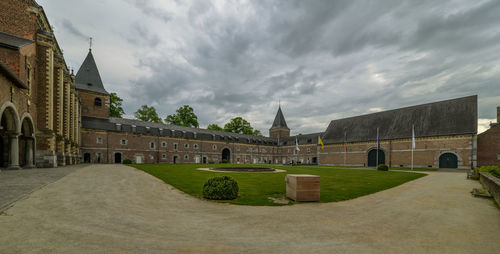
38, 0, 500, 135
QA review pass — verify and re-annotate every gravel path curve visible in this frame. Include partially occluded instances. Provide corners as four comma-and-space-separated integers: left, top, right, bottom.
0, 164, 498, 254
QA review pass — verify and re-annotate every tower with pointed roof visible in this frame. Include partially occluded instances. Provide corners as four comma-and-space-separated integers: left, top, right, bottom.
75, 48, 110, 118
269, 106, 290, 139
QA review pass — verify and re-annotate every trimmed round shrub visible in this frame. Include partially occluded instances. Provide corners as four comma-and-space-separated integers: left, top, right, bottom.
123, 159, 133, 164
202, 176, 239, 200
377, 164, 389, 171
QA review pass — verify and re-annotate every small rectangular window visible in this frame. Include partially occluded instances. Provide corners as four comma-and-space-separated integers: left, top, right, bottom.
96, 137, 102, 144
162, 141, 167, 147
121, 139, 127, 145
174, 143, 178, 150
150, 142, 155, 149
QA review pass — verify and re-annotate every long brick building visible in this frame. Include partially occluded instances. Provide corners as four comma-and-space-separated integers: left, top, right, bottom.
2, 0, 496, 171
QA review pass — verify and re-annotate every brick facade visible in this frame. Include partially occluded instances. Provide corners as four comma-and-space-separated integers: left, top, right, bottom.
79, 90, 110, 118
477, 109, 500, 167
80, 128, 319, 165
320, 135, 476, 169
0, 0, 81, 169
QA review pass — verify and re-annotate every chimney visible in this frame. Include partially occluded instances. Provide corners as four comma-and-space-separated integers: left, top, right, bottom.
497, 107, 500, 123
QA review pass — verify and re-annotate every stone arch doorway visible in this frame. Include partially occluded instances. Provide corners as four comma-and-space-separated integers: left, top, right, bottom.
0, 103, 20, 169
19, 115, 35, 168
83, 153, 91, 163
439, 153, 458, 168
222, 148, 230, 163
114, 153, 122, 164
367, 149, 385, 167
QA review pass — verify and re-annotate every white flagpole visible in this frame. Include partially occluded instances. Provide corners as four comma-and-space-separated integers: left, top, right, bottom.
344, 131, 347, 166
411, 125, 415, 171
376, 127, 379, 169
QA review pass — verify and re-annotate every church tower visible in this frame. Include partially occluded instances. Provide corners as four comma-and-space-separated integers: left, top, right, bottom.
75, 49, 110, 118
269, 106, 290, 139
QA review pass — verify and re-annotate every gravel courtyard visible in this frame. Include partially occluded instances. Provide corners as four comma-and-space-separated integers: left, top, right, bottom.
0, 164, 499, 254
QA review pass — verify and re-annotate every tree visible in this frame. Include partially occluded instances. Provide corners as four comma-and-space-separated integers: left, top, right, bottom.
165, 105, 199, 128
134, 105, 162, 123
207, 124, 223, 131
109, 92, 125, 118
223, 117, 262, 136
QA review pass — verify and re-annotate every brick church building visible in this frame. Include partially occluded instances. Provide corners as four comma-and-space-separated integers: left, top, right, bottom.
2, 0, 496, 171
1, 0, 81, 169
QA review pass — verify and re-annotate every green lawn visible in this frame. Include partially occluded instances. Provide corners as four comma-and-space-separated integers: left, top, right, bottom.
130, 164, 426, 206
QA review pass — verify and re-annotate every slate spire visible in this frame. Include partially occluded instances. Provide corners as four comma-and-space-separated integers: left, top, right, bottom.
75, 49, 108, 95
270, 106, 289, 130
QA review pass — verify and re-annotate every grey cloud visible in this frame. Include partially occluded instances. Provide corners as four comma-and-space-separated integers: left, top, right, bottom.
125, 23, 161, 47
45, 0, 500, 134
60, 19, 87, 39
128, 0, 172, 23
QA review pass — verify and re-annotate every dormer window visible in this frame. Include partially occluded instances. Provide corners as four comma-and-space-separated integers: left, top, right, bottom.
94, 98, 102, 106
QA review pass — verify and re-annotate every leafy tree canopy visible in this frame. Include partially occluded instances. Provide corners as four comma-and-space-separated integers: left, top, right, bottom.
223, 117, 262, 136
207, 124, 223, 131
110, 92, 125, 118
134, 105, 162, 123
165, 105, 199, 128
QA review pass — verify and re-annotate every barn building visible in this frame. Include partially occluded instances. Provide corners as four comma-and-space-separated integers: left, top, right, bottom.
320, 96, 478, 169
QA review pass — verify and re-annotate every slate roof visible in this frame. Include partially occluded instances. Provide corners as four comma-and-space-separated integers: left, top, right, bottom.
279, 132, 324, 146
270, 106, 289, 129
322, 95, 477, 144
0, 31, 34, 50
75, 50, 109, 95
82, 116, 278, 145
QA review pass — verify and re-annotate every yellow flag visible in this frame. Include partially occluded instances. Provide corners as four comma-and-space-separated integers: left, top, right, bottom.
318, 136, 324, 150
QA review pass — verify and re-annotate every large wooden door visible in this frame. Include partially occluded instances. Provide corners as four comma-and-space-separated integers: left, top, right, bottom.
368, 149, 385, 167
439, 153, 458, 168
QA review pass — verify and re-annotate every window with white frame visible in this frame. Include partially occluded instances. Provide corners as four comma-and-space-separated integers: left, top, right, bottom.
121, 139, 127, 145
162, 141, 167, 147
150, 142, 155, 149
194, 144, 199, 149
162, 154, 166, 159
96, 137, 103, 144
174, 143, 178, 150
307, 148, 310, 153
149, 154, 154, 159
212, 145, 217, 150
184, 143, 189, 148
184, 155, 189, 160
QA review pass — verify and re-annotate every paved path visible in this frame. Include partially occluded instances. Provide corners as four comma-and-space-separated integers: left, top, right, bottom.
0, 164, 87, 212
0, 164, 498, 254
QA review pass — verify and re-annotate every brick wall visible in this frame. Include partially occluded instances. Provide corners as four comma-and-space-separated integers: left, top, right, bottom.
269, 128, 290, 139
79, 90, 110, 118
320, 135, 475, 169
478, 125, 500, 167
80, 129, 309, 165
0, 0, 37, 40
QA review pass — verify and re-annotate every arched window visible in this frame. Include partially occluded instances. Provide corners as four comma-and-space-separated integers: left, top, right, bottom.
94, 98, 102, 106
